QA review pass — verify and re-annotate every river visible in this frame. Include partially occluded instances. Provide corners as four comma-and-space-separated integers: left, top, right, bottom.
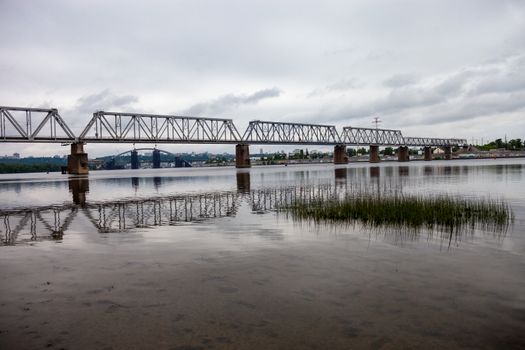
1, 159, 524, 349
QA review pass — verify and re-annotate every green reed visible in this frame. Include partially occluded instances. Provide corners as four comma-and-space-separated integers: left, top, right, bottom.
280, 193, 512, 234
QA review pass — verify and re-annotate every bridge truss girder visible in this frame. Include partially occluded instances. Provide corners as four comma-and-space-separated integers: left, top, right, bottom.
79, 111, 243, 144
341, 127, 405, 146
242, 120, 341, 145
403, 137, 467, 147
0, 106, 76, 143
0, 106, 468, 147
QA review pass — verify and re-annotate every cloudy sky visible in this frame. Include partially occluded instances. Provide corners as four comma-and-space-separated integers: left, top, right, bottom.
1, 0, 525, 157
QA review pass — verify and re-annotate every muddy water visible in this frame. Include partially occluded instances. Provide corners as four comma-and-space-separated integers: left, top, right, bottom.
1, 159, 524, 349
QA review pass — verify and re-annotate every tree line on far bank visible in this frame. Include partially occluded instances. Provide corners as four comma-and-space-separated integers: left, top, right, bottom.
476, 138, 523, 151
0, 163, 63, 173
0, 156, 66, 174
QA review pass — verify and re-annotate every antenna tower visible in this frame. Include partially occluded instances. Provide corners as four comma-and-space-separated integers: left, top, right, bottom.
372, 117, 381, 129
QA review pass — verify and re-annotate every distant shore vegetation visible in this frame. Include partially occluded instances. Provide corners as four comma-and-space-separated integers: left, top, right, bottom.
0, 163, 64, 173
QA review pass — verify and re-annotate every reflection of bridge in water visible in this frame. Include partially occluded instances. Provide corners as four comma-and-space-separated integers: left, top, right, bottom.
2, 191, 241, 244
1, 173, 342, 244
3, 163, 517, 245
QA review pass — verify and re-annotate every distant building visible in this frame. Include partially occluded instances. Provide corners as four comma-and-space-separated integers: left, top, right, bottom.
12, 153, 20, 159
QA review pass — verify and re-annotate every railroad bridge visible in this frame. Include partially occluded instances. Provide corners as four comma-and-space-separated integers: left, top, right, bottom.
0, 106, 466, 174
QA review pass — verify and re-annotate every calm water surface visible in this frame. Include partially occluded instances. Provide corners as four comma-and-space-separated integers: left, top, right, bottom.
1, 159, 524, 349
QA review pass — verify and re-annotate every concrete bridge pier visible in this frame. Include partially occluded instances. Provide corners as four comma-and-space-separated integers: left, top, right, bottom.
397, 146, 410, 162
152, 149, 161, 168
369, 145, 380, 163
444, 146, 452, 160
333, 144, 348, 164
131, 150, 139, 169
235, 144, 251, 168
67, 143, 89, 175
424, 147, 433, 161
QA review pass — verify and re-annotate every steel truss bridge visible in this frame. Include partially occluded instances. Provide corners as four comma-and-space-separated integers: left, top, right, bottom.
0, 106, 466, 146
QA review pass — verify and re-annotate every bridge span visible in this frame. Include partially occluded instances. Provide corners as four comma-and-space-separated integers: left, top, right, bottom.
0, 106, 467, 174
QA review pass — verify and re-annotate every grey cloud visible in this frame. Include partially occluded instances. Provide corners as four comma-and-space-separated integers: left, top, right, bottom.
384, 86, 442, 112
59, 90, 139, 131
309, 55, 525, 131
323, 46, 356, 56
312, 89, 525, 135
327, 78, 361, 91
308, 78, 362, 97
429, 71, 472, 98
384, 59, 521, 116
243, 88, 282, 103
472, 73, 525, 95
366, 49, 392, 61
184, 88, 282, 116
468, 56, 525, 96
74, 89, 139, 114
383, 74, 419, 88
368, 75, 465, 116
417, 91, 525, 127
358, 71, 475, 117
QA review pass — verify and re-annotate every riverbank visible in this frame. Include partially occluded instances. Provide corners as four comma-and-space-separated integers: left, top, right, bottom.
1, 152, 525, 173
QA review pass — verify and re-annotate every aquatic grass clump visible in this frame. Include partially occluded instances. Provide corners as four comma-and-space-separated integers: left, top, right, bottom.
280, 193, 512, 234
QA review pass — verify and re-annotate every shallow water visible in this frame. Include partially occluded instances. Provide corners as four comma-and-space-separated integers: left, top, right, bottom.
1, 159, 524, 349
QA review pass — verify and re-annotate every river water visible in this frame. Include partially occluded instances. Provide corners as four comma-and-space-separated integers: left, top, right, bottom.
1, 159, 524, 349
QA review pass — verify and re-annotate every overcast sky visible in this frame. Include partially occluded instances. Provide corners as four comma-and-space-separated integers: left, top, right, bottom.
1, 0, 525, 157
